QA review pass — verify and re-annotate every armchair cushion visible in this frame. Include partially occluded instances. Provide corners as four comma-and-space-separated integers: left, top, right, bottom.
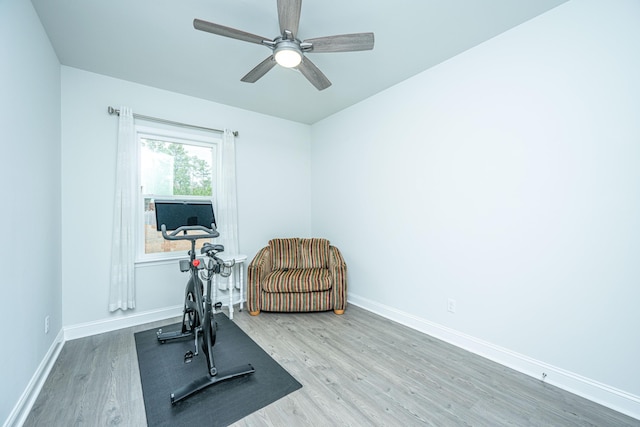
269, 238, 299, 270
263, 268, 332, 293
299, 238, 330, 269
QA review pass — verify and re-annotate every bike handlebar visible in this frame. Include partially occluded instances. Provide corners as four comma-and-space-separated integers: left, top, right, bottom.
160, 224, 220, 241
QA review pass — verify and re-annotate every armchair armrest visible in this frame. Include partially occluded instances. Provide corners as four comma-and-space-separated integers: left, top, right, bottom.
329, 246, 347, 313
247, 246, 271, 314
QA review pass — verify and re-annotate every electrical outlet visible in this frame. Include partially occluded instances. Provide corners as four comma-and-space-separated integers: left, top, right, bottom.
447, 298, 457, 314
45, 315, 50, 334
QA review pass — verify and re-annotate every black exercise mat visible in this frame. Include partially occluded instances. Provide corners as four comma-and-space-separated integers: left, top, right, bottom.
134, 314, 302, 426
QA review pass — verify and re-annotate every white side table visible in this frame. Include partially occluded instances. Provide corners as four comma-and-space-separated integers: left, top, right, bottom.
212, 254, 247, 320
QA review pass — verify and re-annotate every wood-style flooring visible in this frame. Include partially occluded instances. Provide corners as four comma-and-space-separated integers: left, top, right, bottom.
23, 305, 639, 426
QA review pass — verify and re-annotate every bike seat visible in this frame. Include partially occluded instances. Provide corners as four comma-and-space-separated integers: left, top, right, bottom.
201, 243, 224, 254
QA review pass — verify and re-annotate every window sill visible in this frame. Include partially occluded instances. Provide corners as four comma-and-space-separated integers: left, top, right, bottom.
135, 254, 189, 268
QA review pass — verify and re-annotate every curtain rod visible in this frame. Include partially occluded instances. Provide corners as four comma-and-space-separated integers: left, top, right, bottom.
107, 106, 238, 137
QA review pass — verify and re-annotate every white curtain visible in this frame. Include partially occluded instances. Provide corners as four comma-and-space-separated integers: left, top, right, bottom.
109, 106, 137, 311
214, 129, 240, 290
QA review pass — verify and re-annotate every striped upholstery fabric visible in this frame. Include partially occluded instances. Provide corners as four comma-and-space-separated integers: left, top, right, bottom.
269, 238, 299, 269
260, 290, 333, 313
248, 238, 347, 314
299, 238, 330, 269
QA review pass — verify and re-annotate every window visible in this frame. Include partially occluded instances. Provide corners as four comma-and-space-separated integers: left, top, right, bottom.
137, 124, 221, 261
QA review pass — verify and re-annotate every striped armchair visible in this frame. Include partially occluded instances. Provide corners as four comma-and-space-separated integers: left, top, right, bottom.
247, 238, 347, 315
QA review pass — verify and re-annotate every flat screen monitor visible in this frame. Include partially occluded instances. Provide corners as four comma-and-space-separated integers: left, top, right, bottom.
154, 200, 216, 231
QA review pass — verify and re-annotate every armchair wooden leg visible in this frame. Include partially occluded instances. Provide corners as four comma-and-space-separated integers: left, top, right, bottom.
249, 310, 260, 316
333, 309, 345, 315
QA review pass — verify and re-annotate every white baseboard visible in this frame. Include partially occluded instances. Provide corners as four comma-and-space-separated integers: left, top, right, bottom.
63, 305, 183, 341
3, 329, 64, 427
348, 293, 640, 421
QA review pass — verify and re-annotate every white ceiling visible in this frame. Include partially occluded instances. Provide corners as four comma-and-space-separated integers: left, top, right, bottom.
31, 0, 567, 124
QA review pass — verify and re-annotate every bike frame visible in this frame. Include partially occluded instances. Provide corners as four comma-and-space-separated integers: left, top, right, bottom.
156, 224, 254, 404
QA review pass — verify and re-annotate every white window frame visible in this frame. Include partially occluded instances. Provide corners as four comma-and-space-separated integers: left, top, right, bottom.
135, 123, 222, 264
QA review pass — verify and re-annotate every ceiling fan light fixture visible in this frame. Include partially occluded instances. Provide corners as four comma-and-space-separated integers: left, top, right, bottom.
193, 0, 374, 90
274, 41, 302, 68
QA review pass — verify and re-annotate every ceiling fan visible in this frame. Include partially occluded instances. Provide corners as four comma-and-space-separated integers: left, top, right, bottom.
193, 0, 374, 91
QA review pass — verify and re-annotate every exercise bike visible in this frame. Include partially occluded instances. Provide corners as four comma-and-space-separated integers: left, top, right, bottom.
155, 223, 255, 404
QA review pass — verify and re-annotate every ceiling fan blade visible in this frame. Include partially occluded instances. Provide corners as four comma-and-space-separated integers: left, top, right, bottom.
304, 32, 375, 53
193, 19, 271, 45
297, 57, 332, 91
277, 0, 302, 37
241, 56, 277, 83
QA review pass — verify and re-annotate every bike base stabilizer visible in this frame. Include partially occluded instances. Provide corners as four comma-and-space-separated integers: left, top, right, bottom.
170, 363, 255, 404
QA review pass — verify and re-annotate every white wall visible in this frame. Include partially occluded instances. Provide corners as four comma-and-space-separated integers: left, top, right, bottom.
61, 67, 312, 326
0, 0, 62, 424
311, 0, 640, 417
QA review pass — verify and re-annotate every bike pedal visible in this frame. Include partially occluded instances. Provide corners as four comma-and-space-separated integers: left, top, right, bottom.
214, 302, 223, 310
184, 351, 194, 364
